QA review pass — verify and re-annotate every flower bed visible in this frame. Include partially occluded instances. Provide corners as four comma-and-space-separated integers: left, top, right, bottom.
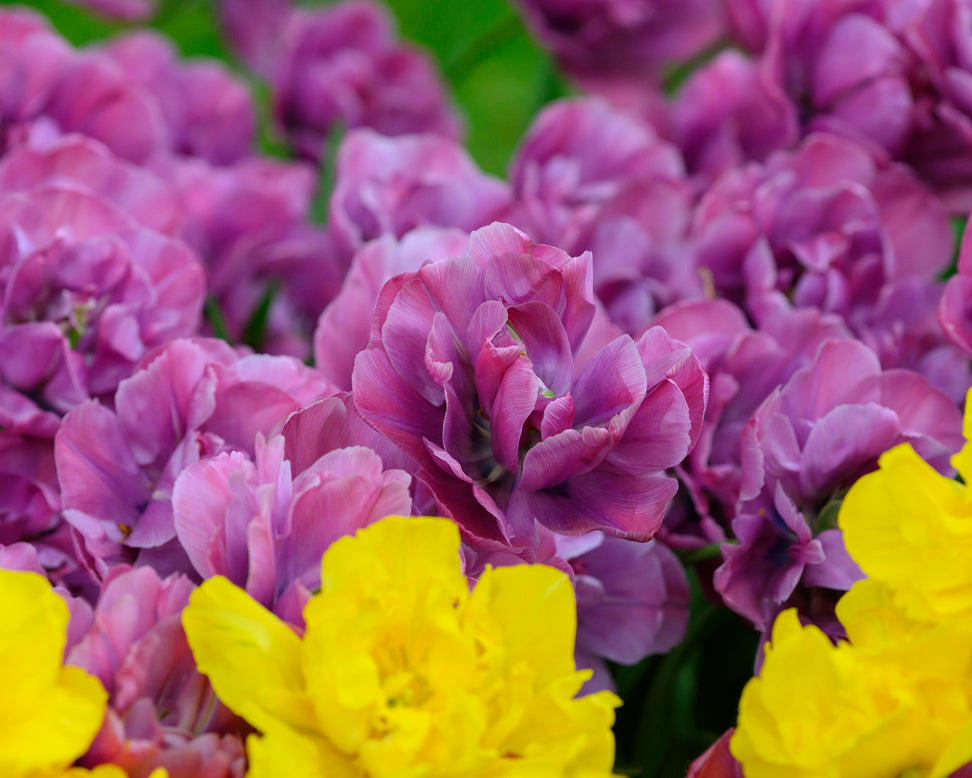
3, 1, 972, 776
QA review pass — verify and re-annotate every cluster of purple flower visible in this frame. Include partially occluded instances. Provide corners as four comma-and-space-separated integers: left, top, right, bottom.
5, 0, 972, 774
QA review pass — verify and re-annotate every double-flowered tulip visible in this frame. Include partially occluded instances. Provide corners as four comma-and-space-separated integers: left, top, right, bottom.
183, 515, 620, 777
353, 223, 708, 559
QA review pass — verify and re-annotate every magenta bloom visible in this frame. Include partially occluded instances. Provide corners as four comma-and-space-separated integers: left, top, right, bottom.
733, 0, 914, 155
0, 182, 204, 411
157, 153, 338, 357
353, 223, 707, 558
219, 0, 292, 76
314, 227, 470, 390
0, 13, 168, 163
0, 153, 203, 573
172, 426, 411, 621
55, 338, 335, 578
0, 133, 183, 235
667, 51, 798, 188
67, 566, 245, 778
102, 32, 255, 165
510, 98, 699, 333
327, 129, 511, 260
887, 0, 972, 211
271, 0, 461, 161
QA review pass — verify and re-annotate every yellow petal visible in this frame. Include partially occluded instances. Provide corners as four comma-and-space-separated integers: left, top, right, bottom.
182, 576, 309, 734
316, 516, 465, 604
0, 569, 71, 716
471, 564, 577, 687
0, 570, 107, 774
246, 729, 357, 778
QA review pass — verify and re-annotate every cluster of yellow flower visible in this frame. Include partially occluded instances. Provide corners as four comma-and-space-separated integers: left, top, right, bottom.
0, 568, 166, 778
5, 515, 618, 778
731, 399, 972, 777
183, 515, 620, 778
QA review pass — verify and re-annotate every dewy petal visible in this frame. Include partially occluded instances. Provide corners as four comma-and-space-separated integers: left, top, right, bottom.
182, 575, 306, 735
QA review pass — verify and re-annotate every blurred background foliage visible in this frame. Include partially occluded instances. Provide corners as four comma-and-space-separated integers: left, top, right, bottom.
10, 1, 761, 774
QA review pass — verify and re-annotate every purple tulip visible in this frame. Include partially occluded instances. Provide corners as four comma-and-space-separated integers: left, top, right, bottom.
55, 338, 335, 579
557, 531, 690, 689
219, 0, 292, 76
890, 0, 972, 211
102, 32, 255, 165
513, 0, 727, 89
510, 97, 700, 333
67, 566, 245, 778
668, 50, 798, 189
270, 0, 461, 161
353, 222, 708, 559
653, 300, 851, 537
745, 0, 914, 155
0, 154, 204, 573
690, 132, 961, 398
0, 133, 182, 235
156, 153, 338, 357
314, 227, 470, 390
172, 428, 411, 620
327, 129, 511, 260
714, 337, 963, 629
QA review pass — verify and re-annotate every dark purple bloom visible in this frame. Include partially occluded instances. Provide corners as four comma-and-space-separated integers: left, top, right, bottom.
510, 97, 700, 333
890, 0, 972, 211
353, 223, 707, 559
714, 484, 861, 630
271, 0, 461, 161
513, 0, 727, 91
